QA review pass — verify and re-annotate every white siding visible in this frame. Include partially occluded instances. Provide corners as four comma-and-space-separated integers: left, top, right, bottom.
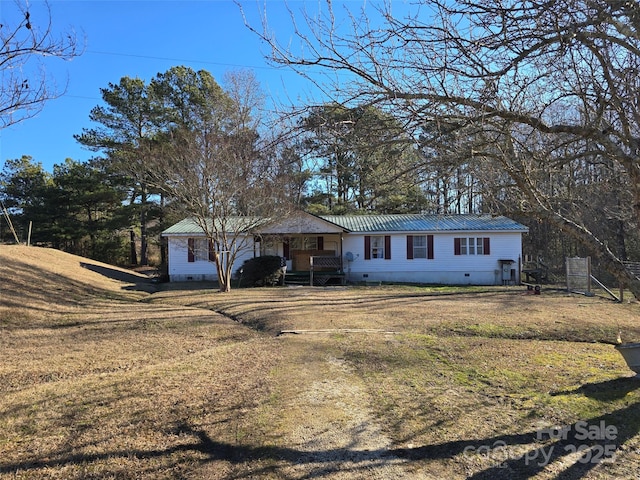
166, 235, 255, 282
342, 232, 522, 285
166, 228, 524, 286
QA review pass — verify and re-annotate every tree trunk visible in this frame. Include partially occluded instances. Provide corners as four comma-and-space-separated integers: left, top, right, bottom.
214, 252, 232, 292
160, 237, 167, 268
160, 192, 167, 268
140, 186, 148, 266
130, 230, 138, 265
614, 218, 627, 262
221, 267, 232, 292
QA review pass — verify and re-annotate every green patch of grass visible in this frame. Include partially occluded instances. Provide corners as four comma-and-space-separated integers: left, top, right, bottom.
429, 320, 619, 344
333, 330, 639, 453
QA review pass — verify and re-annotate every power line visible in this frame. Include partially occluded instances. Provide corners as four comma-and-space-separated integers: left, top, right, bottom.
58, 50, 301, 103
86, 49, 282, 72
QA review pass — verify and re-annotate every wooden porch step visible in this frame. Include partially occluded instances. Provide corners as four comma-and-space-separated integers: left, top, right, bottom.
284, 272, 310, 285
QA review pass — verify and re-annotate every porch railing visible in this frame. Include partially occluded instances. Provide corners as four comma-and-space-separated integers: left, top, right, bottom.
309, 256, 344, 286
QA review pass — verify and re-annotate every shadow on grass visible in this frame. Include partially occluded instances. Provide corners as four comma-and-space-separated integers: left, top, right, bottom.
2, 377, 639, 479
457, 381, 640, 479
550, 376, 640, 400
79, 262, 159, 293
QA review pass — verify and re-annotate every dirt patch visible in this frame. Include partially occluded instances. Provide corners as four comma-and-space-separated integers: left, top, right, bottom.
272, 343, 408, 479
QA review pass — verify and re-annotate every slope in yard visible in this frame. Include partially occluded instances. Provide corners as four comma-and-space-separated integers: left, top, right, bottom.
0, 244, 154, 315
0, 245, 286, 479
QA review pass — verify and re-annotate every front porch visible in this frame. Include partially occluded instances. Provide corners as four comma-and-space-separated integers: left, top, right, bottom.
257, 235, 346, 286
253, 212, 348, 286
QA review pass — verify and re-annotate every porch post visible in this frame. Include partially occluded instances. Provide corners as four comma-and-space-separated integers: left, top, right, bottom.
310, 256, 314, 287
340, 233, 344, 273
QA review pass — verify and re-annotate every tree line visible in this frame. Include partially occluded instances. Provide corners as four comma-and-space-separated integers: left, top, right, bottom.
1, 66, 519, 268
2, 67, 438, 288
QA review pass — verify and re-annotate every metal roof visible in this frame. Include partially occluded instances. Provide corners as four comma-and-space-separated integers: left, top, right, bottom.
161, 217, 266, 235
319, 214, 528, 233
163, 214, 528, 235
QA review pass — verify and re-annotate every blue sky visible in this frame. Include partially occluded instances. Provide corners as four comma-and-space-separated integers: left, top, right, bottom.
0, 0, 349, 173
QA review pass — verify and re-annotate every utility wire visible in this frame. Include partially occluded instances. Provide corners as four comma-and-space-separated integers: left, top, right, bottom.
86, 50, 281, 71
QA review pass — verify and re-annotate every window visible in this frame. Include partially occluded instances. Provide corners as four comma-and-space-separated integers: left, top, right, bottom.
188, 238, 211, 262
412, 235, 427, 258
262, 239, 278, 256
290, 236, 319, 251
408, 235, 435, 259
454, 237, 490, 256
364, 235, 391, 260
371, 236, 385, 258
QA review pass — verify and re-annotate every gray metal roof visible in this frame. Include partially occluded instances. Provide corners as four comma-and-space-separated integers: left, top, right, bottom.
319, 214, 528, 233
161, 217, 266, 235
163, 214, 528, 235
162, 218, 204, 235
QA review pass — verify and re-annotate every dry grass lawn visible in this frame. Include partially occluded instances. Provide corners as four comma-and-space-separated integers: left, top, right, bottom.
1, 244, 640, 479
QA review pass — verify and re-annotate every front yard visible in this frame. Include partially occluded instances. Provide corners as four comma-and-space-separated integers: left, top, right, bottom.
1, 246, 639, 478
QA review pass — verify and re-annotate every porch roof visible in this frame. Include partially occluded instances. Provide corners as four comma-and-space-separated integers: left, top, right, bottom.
161, 214, 344, 236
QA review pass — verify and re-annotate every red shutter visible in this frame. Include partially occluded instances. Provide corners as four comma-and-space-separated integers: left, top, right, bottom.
364, 236, 371, 260
209, 240, 215, 262
454, 238, 461, 255
484, 237, 490, 255
283, 238, 290, 260
384, 235, 391, 260
188, 238, 195, 262
406, 236, 414, 259
317, 236, 324, 251
427, 235, 434, 259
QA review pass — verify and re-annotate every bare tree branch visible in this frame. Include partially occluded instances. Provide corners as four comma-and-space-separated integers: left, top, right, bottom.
249, 0, 640, 296
1, 0, 82, 128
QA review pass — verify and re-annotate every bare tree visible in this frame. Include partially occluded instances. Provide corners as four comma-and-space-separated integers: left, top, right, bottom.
250, 0, 640, 298
1, 0, 81, 128
147, 68, 294, 292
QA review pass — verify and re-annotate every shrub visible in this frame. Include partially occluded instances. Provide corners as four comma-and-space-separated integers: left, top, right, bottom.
237, 256, 284, 287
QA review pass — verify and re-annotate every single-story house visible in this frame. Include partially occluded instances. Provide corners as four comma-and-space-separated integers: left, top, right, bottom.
161, 212, 529, 285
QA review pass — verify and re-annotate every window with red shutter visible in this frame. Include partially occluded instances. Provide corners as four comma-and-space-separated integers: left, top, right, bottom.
366, 235, 390, 259
408, 235, 431, 259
